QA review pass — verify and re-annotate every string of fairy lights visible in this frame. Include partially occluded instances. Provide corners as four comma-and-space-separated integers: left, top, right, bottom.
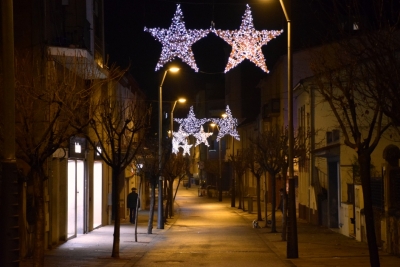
144, 3, 277, 155
144, 4, 283, 73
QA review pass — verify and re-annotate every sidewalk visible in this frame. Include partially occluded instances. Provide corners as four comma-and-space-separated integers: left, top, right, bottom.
227, 196, 400, 267
19, 186, 400, 266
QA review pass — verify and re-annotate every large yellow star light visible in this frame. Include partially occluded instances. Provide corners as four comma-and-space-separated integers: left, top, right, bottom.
213, 4, 283, 73
144, 4, 210, 72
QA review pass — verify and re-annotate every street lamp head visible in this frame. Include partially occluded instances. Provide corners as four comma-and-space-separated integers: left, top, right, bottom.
169, 67, 180, 73
210, 123, 216, 127
221, 113, 227, 118
178, 98, 186, 103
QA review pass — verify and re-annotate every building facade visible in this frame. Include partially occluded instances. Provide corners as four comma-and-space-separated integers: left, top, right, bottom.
13, 0, 147, 257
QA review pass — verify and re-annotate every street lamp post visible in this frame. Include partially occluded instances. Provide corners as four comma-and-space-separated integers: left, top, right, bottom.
278, 0, 298, 258
210, 123, 222, 201
170, 98, 187, 138
158, 67, 179, 229
211, 113, 226, 202
134, 162, 144, 242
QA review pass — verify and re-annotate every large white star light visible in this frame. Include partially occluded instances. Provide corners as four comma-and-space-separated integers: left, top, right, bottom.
193, 126, 213, 147
213, 4, 283, 73
174, 106, 210, 135
212, 105, 240, 142
144, 4, 210, 72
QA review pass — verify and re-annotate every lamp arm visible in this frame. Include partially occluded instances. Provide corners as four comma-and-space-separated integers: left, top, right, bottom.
279, 0, 290, 22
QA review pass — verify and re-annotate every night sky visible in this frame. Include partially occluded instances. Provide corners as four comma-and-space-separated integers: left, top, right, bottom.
104, 0, 328, 116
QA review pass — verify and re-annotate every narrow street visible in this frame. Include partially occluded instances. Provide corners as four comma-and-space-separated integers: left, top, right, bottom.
132, 187, 289, 267
19, 185, 400, 266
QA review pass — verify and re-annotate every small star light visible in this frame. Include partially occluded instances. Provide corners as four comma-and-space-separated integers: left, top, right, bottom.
172, 137, 181, 154
213, 4, 283, 73
174, 106, 210, 135
144, 4, 210, 72
173, 129, 189, 144
181, 140, 193, 156
212, 105, 240, 142
193, 126, 213, 147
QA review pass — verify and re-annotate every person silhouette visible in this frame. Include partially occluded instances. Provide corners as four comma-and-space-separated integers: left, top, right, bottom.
127, 188, 139, 223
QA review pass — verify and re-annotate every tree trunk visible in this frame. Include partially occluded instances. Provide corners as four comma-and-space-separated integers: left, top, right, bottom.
32, 170, 45, 267
270, 172, 277, 233
256, 176, 262, 221
242, 176, 245, 209
238, 175, 243, 209
282, 174, 287, 241
264, 174, 268, 228
169, 178, 174, 217
164, 188, 170, 221
231, 175, 235, 207
358, 152, 380, 267
173, 177, 181, 201
147, 182, 156, 234
134, 175, 142, 242
111, 169, 121, 258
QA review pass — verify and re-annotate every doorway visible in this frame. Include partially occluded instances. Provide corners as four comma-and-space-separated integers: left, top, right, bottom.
67, 159, 86, 239
93, 161, 102, 228
328, 161, 339, 228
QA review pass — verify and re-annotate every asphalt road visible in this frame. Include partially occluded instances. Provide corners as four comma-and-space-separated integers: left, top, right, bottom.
132, 188, 290, 267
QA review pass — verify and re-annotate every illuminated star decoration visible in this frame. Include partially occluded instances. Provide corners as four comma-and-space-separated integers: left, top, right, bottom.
144, 4, 210, 72
212, 4, 283, 73
173, 128, 189, 144
181, 140, 193, 155
193, 126, 213, 147
212, 105, 240, 142
172, 137, 181, 154
172, 129, 192, 155
174, 106, 210, 135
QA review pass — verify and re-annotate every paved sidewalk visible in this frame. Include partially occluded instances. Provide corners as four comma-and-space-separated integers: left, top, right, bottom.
19, 186, 400, 267
225, 196, 400, 267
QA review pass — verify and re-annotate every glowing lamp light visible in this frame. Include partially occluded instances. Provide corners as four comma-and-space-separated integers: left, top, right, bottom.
75, 143, 81, 153
169, 67, 180, 73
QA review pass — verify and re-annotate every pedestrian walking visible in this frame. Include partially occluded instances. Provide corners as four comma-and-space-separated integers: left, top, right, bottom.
127, 187, 139, 223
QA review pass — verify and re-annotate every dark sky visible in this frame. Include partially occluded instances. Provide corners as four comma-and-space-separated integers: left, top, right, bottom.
104, 0, 327, 111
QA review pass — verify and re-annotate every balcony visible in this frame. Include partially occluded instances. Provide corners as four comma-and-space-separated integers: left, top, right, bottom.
47, 46, 107, 80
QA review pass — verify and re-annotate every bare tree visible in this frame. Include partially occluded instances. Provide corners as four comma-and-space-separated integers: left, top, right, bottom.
163, 151, 189, 218
77, 68, 150, 258
243, 146, 265, 222
250, 127, 287, 233
309, 2, 398, 264
228, 151, 247, 210
204, 159, 219, 190
14, 50, 104, 266
140, 137, 161, 234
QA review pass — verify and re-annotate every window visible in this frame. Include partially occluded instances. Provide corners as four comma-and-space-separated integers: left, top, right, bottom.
326, 129, 340, 144
262, 98, 280, 119
347, 183, 354, 203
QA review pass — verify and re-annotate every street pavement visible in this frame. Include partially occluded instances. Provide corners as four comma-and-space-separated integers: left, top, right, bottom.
20, 186, 400, 267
